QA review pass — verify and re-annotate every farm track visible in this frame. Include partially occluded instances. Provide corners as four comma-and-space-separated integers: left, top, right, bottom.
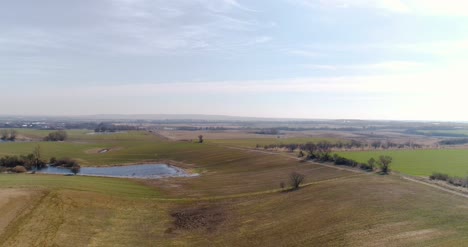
401, 176, 468, 200
223, 145, 468, 201
150, 173, 366, 202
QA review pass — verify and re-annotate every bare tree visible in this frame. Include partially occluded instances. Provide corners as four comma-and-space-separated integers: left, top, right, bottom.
378, 155, 393, 174
0, 129, 7, 140
289, 172, 305, 190
33, 145, 42, 170
8, 129, 17, 141
280, 181, 285, 190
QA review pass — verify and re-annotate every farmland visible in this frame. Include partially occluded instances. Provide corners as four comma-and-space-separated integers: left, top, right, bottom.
337, 149, 468, 177
2, 127, 468, 245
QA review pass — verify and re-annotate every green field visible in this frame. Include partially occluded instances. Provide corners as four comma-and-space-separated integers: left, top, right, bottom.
414, 129, 468, 137
4, 129, 468, 245
338, 149, 468, 176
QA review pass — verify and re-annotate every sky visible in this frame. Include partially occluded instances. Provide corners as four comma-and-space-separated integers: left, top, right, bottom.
2, 0, 468, 121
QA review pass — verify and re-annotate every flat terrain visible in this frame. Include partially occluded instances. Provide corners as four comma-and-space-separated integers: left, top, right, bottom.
2, 129, 468, 245
338, 149, 468, 176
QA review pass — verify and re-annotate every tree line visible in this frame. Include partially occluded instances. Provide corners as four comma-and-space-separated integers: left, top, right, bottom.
44, 130, 68, 141
257, 140, 424, 152
0, 146, 80, 174
430, 172, 468, 188
94, 122, 139, 133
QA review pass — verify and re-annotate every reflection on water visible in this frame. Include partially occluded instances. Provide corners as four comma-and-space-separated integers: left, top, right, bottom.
36, 164, 193, 179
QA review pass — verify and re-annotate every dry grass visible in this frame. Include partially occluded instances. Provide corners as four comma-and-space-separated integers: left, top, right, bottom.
3, 130, 468, 246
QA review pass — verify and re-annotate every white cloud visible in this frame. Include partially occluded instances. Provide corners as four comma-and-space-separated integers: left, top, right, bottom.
304, 61, 423, 71
17, 60, 463, 97
294, 0, 468, 16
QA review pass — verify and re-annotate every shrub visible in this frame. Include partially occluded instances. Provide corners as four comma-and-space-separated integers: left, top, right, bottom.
70, 165, 81, 175
280, 181, 285, 190
44, 130, 67, 141
13, 166, 27, 173
50, 158, 78, 168
430, 172, 449, 181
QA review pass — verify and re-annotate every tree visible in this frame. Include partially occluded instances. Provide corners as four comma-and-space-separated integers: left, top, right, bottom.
8, 129, 17, 141
0, 129, 7, 140
32, 145, 46, 170
70, 165, 81, 175
371, 141, 381, 149
44, 130, 67, 141
367, 157, 376, 171
49, 157, 57, 165
298, 150, 304, 158
289, 172, 305, 190
378, 155, 393, 174
198, 135, 204, 143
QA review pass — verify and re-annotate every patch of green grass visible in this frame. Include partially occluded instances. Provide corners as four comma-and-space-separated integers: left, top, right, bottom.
337, 149, 468, 176
0, 174, 160, 198
414, 129, 468, 137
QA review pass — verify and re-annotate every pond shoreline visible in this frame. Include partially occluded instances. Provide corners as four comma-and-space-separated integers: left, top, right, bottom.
35, 163, 199, 179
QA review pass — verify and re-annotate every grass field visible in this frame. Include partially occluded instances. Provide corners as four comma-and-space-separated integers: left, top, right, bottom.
414, 129, 468, 137
337, 149, 468, 177
3, 129, 468, 245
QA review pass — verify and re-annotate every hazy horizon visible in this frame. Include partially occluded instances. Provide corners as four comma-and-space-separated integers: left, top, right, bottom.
2, 0, 468, 121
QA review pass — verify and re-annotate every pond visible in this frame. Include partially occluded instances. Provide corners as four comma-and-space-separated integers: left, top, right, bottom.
36, 164, 194, 179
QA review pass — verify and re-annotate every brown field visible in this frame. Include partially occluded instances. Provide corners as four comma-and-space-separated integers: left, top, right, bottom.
2, 129, 468, 246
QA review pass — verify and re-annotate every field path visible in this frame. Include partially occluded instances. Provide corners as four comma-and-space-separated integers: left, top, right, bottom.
401, 176, 468, 199
222, 145, 468, 201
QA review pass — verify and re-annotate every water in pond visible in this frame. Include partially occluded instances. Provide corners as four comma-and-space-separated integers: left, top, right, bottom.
36, 164, 193, 179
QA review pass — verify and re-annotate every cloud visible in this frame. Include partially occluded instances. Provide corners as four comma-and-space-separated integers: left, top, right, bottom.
100, 0, 270, 55
304, 61, 423, 71
13, 60, 460, 98
290, 0, 409, 13
293, 0, 468, 16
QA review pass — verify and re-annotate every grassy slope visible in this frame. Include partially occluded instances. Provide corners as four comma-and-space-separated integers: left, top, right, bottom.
337, 149, 468, 176
3, 130, 468, 245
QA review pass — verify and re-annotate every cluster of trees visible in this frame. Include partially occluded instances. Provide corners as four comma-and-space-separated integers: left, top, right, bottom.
280, 154, 394, 193
300, 142, 393, 174
49, 157, 81, 175
257, 140, 424, 152
94, 122, 138, 132
175, 126, 228, 131
49, 157, 79, 168
407, 129, 467, 138
0, 129, 17, 141
438, 138, 468, 146
255, 129, 280, 135
430, 172, 468, 187
0, 146, 46, 171
0, 146, 81, 175
44, 130, 67, 141
324, 154, 392, 174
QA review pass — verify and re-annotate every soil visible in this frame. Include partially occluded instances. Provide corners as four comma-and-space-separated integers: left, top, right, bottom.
168, 204, 227, 233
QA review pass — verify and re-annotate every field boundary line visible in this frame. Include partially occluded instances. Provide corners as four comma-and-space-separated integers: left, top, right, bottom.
149, 173, 365, 202
401, 176, 468, 200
